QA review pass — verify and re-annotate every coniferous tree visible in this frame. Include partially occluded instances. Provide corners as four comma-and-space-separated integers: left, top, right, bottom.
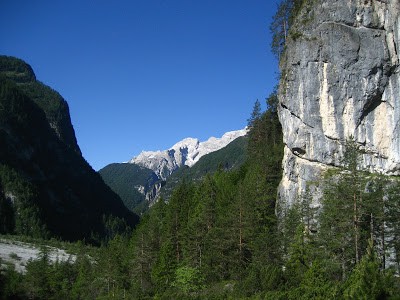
0, 263, 24, 299
71, 247, 96, 300
318, 139, 370, 278
270, 0, 294, 59
0, 191, 14, 234
343, 240, 390, 299
385, 179, 400, 273
129, 199, 166, 296
247, 99, 263, 159
152, 181, 195, 294
270, 0, 307, 60
184, 175, 218, 277
24, 246, 52, 299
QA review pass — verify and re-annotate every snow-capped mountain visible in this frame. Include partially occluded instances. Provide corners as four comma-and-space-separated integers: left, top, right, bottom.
129, 128, 247, 180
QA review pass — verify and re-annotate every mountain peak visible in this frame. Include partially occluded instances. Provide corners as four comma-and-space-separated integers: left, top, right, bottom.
0, 55, 36, 83
129, 128, 247, 179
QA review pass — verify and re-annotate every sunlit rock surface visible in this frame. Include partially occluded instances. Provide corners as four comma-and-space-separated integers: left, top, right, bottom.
278, 0, 400, 207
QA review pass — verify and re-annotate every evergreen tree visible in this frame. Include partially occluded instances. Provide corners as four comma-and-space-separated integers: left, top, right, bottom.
47, 259, 76, 300
270, 0, 307, 60
97, 235, 130, 298
71, 246, 96, 300
129, 199, 166, 296
0, 263, 24, 299
385, 179, 400, 273
318, 139, 370, 278
152, 181, 195, 294
0, 191, 14, 234
24, 246, 52, 299
172, 265, 204, 296
343, 240, 390, 299
247, 100, 263, 159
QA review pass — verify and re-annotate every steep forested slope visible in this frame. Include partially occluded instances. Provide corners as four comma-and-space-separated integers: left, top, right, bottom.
99, 163, 159, 214
0, 56, 138, 242
161, 135, 248, 198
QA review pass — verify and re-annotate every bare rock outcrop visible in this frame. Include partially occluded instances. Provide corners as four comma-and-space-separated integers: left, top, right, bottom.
278, 0, 400, 207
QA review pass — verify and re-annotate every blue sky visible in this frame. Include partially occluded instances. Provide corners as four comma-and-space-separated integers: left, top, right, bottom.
1, 1, 278, 170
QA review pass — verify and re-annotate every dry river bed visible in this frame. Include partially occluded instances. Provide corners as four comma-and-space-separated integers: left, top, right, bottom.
0, 238, 75, 273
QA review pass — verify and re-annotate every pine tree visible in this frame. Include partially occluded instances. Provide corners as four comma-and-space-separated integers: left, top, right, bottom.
71, 247, 96, 300
129, 199, 166, 295
24, 246, 52, 299
385, 179, 400, 273
0, 191, 14, 234
343, 240, 388, 299
0, 263, 24, 299
318, 138, 371, 279
152, 181, 195, 294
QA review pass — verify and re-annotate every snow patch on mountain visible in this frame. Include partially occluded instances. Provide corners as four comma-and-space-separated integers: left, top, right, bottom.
129, 128, 247, 180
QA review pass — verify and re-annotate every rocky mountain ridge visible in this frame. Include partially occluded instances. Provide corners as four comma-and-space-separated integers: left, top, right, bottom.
129, 128, 247, 180
278, 0, 400, 207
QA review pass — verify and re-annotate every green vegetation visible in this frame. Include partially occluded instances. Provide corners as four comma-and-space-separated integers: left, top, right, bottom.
0, 164, 48, 238
99, 163, 158, 214
161, 134, 248, 200
19, 81, 81, 153
1, 1, 400, 299
270, 0, 301, 59
0, 55, 36, 83
275, 138, 400, 299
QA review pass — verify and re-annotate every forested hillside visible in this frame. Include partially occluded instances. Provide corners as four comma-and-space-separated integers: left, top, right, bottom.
160, 135, 248, 200
1, 0, 400, 299
99, 163, 160, 214
0, 56, 138, 242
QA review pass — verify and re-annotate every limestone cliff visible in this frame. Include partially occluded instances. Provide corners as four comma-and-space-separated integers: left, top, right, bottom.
278, 0, 400, 206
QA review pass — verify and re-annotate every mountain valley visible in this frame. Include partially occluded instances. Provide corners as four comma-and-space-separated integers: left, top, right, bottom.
2, 0, 400, 298
99, 130, 248, 213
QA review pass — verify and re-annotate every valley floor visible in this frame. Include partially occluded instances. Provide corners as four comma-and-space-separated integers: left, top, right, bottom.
0, 238, 74, 273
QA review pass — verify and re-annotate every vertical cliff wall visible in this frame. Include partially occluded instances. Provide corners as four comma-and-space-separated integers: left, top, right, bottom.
278, 0, 400, 207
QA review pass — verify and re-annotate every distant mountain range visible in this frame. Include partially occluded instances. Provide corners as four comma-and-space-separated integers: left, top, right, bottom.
100, 130, 248, 214
129, 129, 247, 180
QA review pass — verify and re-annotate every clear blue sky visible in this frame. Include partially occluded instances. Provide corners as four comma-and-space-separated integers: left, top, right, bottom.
1, 0, 279, 170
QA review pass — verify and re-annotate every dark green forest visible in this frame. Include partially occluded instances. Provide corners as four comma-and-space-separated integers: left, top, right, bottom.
99, 163, 159, 214
1, 0, 400, 299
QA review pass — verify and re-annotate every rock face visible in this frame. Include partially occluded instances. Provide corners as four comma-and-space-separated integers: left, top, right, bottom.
278, 0, 400, 207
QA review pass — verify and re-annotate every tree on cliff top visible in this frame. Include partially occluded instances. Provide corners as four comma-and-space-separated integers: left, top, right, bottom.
270, 0, 307, 59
